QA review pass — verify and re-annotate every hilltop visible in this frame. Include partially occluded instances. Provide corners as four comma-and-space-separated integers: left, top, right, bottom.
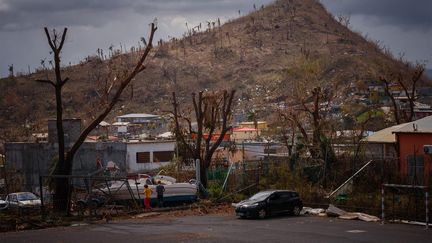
0, 0, 417, 144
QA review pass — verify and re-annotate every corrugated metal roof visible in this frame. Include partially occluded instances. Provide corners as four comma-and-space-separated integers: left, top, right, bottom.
363, 115, 432, 143
393, 115, 432, 133
363, 123, 407, 143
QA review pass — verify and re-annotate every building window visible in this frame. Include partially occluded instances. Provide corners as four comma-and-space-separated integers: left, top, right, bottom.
407, 155, 424, 184
153, 151, 174, 162
136, 152, 150, 163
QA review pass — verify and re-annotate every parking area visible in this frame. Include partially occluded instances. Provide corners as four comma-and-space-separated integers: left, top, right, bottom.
2, 213, 431, 243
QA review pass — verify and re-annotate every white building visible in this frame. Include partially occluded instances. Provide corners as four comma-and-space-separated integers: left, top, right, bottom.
125, 140, 176, 173
115, 113, 168, 137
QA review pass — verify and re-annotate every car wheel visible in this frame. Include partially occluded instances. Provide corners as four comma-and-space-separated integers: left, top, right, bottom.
258, 209, 266, 219
292, 206, 301, 216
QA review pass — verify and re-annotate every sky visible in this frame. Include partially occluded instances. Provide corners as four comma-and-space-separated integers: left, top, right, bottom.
0, 0, 431, 77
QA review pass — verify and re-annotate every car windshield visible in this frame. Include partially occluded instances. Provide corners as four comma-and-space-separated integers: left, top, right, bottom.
17, 193, 38, 201
249, 191, 272, 201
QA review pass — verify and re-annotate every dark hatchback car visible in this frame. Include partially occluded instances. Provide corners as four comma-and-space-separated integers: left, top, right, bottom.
235, 190, 303, 219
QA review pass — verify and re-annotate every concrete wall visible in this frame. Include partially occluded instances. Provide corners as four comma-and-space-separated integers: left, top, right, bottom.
71, 142, 127, 175
5, 142, 57, 192
364, 143, 397, 160
232, 130, 261, 141
5, 142, 127, 192
126, 141, 175, 173
48, 119, 82, 145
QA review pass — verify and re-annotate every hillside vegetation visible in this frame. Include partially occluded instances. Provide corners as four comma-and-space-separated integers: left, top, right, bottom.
0, 0, 412, 145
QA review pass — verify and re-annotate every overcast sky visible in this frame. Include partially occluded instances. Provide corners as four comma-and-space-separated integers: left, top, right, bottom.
0, 0, 431, 77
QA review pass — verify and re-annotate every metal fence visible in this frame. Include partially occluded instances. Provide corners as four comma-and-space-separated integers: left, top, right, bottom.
207, 158, 431, 223
36, 174, 143, 217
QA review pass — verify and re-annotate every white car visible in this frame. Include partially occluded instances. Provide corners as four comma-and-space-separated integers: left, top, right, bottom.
0, 198, 7, 210
2, 192, 41, 210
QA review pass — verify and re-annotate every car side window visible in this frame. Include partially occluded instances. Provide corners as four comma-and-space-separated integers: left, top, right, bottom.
280, 192, 292, 199
269, 193, 280, 201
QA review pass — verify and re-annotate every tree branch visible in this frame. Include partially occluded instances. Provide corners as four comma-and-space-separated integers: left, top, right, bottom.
44, 27, 56, 52
380, 76, 400, 124
65, 23, 157, 166
172, 92, 196, 159
36, 79, 55, 87
58, 28, 68, 51
61, 77, 69, 87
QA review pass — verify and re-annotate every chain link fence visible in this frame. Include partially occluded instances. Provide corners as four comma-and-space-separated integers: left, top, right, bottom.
206, 157, 431, 223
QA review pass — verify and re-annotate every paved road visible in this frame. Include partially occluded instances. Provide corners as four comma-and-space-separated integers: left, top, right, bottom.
1, 214, 431, 243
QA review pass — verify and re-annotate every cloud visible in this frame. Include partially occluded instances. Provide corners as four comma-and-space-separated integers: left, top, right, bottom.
0, 0, 138, 31
0, 0, 10, 11
0, 0, 274, 76
321, 0, 432, 31
169, 16, 189, 30
0, 0, 272, 31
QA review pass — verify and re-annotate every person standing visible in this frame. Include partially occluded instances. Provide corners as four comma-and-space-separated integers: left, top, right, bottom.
156, 180, 165, 208
143, 184, 153, 210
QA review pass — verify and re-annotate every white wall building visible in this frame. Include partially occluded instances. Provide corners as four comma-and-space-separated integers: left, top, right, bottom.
126, 140, 176, 173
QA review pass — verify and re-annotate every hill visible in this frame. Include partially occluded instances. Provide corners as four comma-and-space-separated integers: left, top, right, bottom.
0, 0, 415, 145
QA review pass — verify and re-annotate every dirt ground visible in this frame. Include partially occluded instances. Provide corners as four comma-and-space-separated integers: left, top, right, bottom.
0, 202, 235, 232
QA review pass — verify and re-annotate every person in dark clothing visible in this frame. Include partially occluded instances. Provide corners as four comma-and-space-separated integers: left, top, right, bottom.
156, 180, 165, 207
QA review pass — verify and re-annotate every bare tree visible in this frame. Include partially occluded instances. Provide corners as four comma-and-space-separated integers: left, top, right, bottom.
36, 23, 157, 212
278, 112, 296, 157
282, 57, 339, 182
337, 14, 351, 28
380, 63, 425, 124
8, 64, 14, 78
172, 90, 235, 188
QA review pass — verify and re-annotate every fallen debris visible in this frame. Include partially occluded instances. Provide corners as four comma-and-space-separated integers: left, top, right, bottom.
338, 213, 357, 220
301, 207, 326, 215
326, 204, 347, 217
356, 213, 380, 222
71, 223, 89, 227
134, 212, 161, 218
390, 219, 430, 227
339, 213, 379, 222
325, 204, 379, 222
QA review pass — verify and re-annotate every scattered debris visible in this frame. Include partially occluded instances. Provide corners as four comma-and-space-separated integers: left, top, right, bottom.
325, 204, 379, 222
301, 207, 325, 215
134, 212, 161, 218
390, 220, 430, 226
326, 204, 347, 217
338, 213, 357, 220
339, 213, 379, 222
301, 204, 380, 223
71, 223, 89, 227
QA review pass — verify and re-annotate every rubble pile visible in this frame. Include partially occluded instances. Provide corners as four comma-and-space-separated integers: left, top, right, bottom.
303, 204, 380, 222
